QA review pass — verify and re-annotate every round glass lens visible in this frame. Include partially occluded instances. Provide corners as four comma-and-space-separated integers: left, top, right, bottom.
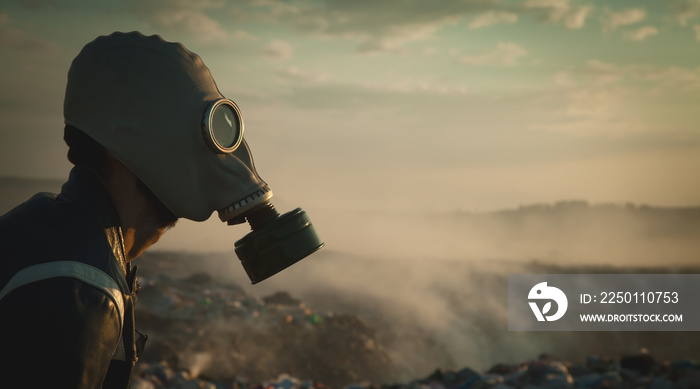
211, 103, 241, 149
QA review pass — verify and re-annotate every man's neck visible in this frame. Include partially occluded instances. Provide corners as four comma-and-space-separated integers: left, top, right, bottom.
95, 158, 173, 262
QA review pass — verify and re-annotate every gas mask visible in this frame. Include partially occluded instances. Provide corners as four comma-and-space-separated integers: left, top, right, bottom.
63, 32, 323, 283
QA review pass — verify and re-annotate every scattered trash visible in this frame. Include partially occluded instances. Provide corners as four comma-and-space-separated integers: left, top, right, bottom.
133, 352, 700, 389
133, 273, 391, 388
131, 272, 700, 389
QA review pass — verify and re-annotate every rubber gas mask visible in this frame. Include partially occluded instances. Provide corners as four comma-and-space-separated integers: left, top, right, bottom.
200, 98, 325, 283
64, 32, 324, 283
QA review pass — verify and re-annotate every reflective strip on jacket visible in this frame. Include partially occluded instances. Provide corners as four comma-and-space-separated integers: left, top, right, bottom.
0, 167, 146, 389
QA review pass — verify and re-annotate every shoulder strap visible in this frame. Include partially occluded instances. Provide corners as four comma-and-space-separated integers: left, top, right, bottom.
0, 260, 125, 330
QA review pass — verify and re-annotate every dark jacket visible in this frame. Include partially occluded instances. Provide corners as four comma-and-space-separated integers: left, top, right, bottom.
0, 167, 145, 389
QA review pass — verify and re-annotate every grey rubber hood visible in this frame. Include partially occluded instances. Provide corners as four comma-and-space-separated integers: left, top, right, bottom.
64, 31, 271, 221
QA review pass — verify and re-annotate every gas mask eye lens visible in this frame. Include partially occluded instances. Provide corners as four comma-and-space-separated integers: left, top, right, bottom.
213, 105, 237, 147
203, 99, 244, 153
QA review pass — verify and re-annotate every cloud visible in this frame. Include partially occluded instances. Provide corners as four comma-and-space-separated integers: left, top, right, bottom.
564, 5, 593, 30
363, 77, 469, 95
276, 66, 328, 84
695, 24, 700, 41
623, 26, 659, 42
459, 42, 528, 67
229, 0, 595, 54
157, 11, 228, 43
263, 39, 293, 61
525, 0, 570, 22
355, 22, 446, 54
603, 8, 646, 31
542, 59, 700, 135
671, 0, 700, 26
237, 0, 549, 54
0, 13, 57, 53
125, 0, 230, 44
469, 11, 518, 29
579, 59, 700, 88
230, 30, 257, 41
524, 0, 592, 30
255, 0, 495, 54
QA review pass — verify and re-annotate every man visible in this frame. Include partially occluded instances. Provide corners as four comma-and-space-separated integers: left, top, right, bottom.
0, 31, 203, 388
0, 31, 287, 388
0, 31, 323, 388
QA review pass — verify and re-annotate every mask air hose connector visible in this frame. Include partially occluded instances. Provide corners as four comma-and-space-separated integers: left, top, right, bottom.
234, 201, 324, 284
245, 202, 280, 229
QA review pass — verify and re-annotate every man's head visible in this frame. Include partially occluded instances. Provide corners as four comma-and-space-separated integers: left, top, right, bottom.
64, 31, 272, 222
64, 32, 324, 280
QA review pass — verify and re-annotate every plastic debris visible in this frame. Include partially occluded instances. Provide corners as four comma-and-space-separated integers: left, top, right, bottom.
129, 271, 700, 389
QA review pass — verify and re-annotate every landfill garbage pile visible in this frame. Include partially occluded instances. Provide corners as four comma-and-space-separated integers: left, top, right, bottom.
132, 350, 700, 389
133, 272, 394, 388
129, 253, 700, 389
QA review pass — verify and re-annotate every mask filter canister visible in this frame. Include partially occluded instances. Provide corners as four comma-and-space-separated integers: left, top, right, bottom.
233, 202, 324, 284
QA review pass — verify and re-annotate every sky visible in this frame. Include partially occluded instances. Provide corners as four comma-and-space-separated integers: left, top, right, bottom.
1, 0, 699, 222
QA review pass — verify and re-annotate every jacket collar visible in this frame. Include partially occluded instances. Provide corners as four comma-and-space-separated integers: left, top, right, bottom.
59, 167, 129, 276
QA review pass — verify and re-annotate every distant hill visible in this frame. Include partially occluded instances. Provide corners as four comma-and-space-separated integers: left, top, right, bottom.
434, 200, 700, 266
444, 200, 700, 239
